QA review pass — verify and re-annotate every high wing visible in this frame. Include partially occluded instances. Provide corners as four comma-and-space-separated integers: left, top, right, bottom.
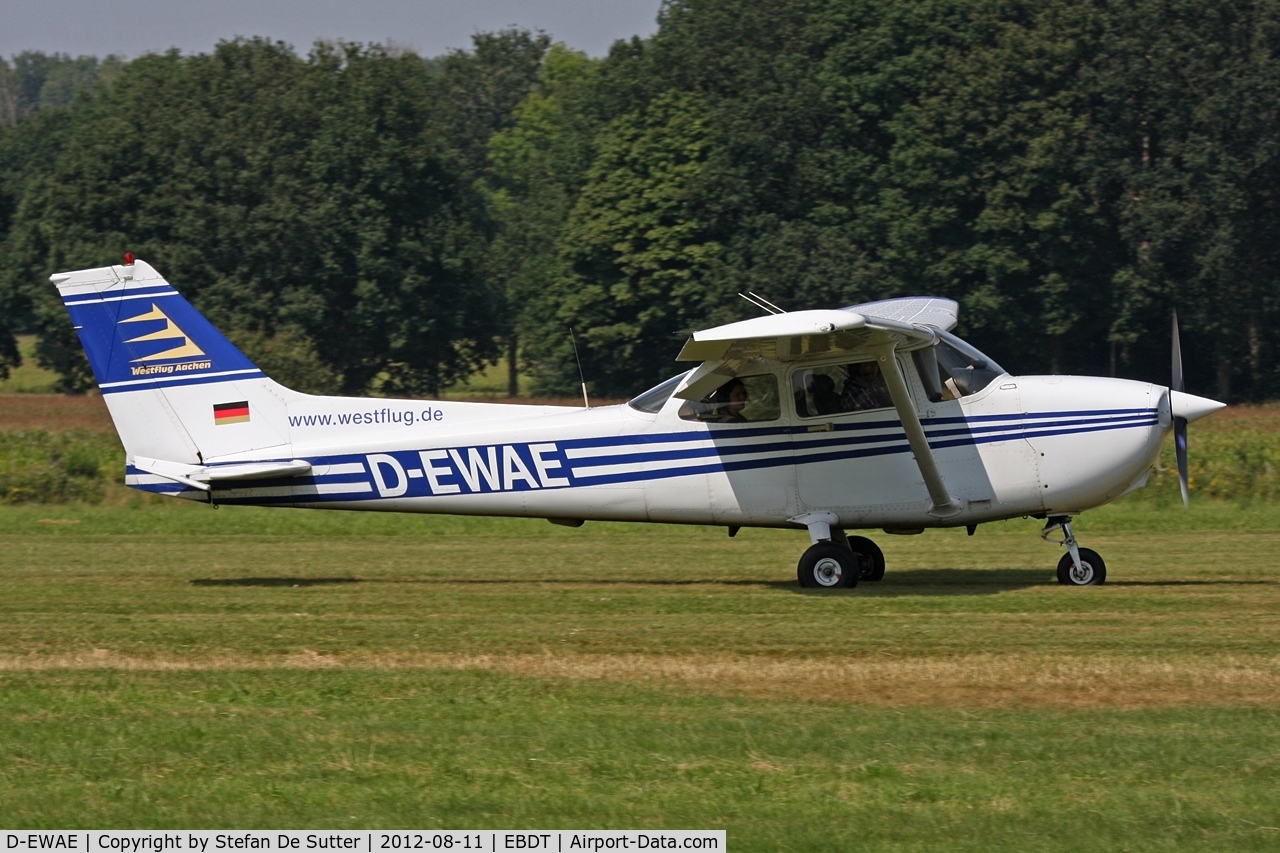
838, 296, 958, 331
674, 295, 963, 516
674, 296, 957, 401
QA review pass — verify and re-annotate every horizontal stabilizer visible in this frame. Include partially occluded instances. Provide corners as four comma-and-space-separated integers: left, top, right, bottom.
201, 460, 313, 482
131, 457, 212, 491
131, 456, 313, 490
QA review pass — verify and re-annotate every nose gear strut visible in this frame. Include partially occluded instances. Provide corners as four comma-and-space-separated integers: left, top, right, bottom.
1042, 516, 1107, 585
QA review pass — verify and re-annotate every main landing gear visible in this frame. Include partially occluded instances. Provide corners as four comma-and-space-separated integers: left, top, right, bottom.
792, 512, 886, 590
847, 535, 886, 582
797, 542, 858, 589
1042, 516, 1107, 585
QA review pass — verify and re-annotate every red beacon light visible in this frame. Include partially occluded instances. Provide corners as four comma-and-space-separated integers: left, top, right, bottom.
123, 252, 134, 266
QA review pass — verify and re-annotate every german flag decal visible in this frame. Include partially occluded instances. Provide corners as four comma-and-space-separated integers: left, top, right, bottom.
213, 401, 250, 425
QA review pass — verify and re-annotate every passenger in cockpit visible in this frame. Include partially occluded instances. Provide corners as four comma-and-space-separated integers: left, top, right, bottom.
842, 361, 887, 411
811, 374, 842, 415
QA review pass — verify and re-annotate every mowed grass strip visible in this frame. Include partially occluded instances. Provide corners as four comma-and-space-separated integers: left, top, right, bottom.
2, 670, 1280, 850
0, 393, 116, 433
2, 499, 1279, 843
1, 501, 1278, 709
5, 651, 1280, 710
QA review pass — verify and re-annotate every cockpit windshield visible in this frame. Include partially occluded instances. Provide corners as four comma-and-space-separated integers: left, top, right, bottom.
627, 371, 690, 414
912, 330, 1006, 402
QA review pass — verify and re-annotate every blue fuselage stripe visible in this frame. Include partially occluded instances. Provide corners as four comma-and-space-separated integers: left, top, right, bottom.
557, 407, 1159, 450
572, 412, 1157, 469
175, 407, 1159, 506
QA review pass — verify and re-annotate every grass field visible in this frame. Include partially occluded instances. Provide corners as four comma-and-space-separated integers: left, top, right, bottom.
3, 393, 1279, 845
1, 498, 1279, 848
0, 336, 60, 395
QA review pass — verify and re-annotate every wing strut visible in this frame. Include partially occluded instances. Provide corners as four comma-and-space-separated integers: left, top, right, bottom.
867, 341, 961, 517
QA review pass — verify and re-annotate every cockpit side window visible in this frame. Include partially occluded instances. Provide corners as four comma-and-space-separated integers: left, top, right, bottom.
628, 371, 690, 414
911, 330, 1006, 402
678, 373, 781, 423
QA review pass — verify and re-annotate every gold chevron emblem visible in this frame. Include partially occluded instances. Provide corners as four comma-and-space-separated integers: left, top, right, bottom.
120, 304, 206, 362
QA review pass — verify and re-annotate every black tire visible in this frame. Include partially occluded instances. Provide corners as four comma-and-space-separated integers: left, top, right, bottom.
1057, 548, 1106, 586
797, 542, 858, 590
847, 535, 886, 581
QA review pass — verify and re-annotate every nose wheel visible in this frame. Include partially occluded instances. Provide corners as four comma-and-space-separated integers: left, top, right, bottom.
1057, 548, 1106, 585
1043, 517, 1107, 585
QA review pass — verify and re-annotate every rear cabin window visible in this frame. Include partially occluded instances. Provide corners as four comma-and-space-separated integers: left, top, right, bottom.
792, 362, 892, 418
678, 373, 781, 423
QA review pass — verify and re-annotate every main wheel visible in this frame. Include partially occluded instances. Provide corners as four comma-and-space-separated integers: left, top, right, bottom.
797, 542, 858, 590
1057, 548, 1106, 585
847, 535, 886, 581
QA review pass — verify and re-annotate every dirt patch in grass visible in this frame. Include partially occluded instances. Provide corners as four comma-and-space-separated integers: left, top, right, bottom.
501, 652, 1280, 709
0, 395, 115, 433
4, 650, 1278, 709
1200, 402, 1280, 433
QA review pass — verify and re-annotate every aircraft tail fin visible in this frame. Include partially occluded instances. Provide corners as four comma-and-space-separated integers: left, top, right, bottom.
53, 259, 296, 496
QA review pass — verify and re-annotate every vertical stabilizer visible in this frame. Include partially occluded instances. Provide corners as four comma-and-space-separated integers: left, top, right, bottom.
52, 260, 293, 490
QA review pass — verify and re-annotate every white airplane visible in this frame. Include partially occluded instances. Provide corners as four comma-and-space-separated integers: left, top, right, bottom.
53, 257, 1225, 590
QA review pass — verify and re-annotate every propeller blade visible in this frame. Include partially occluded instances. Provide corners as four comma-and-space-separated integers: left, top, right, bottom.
1171, 309, 1184, 393
1172, 309, 1189, 505
1175, 415, 1190, 507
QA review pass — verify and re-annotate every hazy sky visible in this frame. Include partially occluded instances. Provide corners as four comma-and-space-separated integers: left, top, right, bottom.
0, 0, 664, 60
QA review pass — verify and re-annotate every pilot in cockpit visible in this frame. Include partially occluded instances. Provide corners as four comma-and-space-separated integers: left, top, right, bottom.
707, 378, 749, 422
680, 374, 781, 423
841, 361, 887, 410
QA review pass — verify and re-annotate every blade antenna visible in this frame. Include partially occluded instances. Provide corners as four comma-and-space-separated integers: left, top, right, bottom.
569, 327, 590, 409
748, 291, 786, 314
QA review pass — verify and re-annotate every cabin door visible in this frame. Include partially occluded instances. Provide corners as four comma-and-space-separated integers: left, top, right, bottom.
791, 354, 927, 512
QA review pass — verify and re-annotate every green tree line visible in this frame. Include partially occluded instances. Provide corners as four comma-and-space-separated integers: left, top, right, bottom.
2, 0, 1279, 401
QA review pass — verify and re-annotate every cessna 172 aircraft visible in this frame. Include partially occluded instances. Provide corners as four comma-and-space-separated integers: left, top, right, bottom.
53, 257, 1225, 590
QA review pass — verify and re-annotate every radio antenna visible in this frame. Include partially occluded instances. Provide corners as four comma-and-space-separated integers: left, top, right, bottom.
739, 292, 783, 315
748, 291, 786, 314
569, 327, 590, 409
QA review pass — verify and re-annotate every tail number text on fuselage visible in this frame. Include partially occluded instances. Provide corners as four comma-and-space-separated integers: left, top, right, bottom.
366, 443, 570, 498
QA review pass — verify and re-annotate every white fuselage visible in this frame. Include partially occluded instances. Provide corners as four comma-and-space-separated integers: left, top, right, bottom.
122, 366, 1168, 531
